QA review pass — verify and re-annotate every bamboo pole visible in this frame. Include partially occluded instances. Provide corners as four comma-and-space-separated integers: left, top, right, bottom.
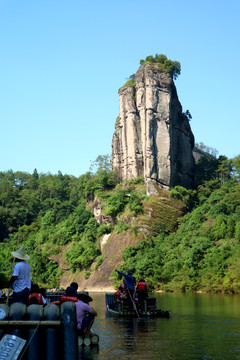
127, 288, 140, 319
78, 336, 84, 346
83, 337, 91, 346
90, 331, 99, 345
0, 320, 61, 326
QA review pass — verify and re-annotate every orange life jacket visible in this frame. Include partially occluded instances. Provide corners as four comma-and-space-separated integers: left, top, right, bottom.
29, 293, 44, 305
59, 295, 78, 303
136, 282, 147, 292
114, 290, 121, 301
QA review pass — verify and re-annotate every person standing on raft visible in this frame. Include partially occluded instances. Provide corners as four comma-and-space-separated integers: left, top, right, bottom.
136, 279, 148, 311
8, 245, 31, 306
116, 269, 136, 309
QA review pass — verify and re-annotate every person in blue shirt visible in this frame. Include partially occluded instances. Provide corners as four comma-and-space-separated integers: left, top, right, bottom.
116, 270, 136, 309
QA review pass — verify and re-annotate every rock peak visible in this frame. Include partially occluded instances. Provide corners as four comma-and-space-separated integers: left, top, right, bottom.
111, 63, 195, 195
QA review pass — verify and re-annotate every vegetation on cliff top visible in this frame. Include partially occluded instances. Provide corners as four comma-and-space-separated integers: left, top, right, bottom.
140, 53, 181, 79
123, 54, 181, 88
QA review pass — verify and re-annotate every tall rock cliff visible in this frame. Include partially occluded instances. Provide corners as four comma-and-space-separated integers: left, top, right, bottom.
111, 63, 195, 195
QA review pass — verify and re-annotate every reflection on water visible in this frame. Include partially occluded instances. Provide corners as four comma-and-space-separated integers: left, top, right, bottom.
78, 345, 99, 360
78, 292, 240, 360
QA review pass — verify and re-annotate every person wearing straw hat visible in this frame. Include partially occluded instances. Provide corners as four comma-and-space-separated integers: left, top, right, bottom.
51, 286, 97, 337
8, 245, 31, 306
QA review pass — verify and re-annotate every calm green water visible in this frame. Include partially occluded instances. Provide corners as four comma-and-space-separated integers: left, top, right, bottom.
78, 292, 240, 360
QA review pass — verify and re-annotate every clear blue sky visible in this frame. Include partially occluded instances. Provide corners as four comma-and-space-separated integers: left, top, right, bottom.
0, 0, 239, 177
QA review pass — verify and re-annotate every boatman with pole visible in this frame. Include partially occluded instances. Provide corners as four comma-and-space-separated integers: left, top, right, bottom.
115, 269, 136, 310
8, 245, 31, 306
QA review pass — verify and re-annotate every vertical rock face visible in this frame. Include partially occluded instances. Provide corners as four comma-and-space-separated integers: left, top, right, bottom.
111, 63, 195, 194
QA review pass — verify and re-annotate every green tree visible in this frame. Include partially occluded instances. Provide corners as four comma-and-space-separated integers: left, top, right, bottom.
90, 155, 112, 174
194, 143, 220, 187
217, 157, 232, 185
232, 155, 240, 180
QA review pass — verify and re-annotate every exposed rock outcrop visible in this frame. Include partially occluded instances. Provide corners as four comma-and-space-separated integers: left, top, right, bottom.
111, 63, 195, 195
59, 231, 145, 291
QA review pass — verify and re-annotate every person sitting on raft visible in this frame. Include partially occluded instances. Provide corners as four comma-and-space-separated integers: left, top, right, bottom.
114, 282, 127, 302
51, 284, 78, 305
75, 293, 97, 338
52, 286, 97, 338
63, 282, 78, 296
116, 269, 136, 309
29, 283, 47, 305
136, 279, 148, 311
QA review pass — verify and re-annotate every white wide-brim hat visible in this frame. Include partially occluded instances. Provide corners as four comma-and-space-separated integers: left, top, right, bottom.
11, 245, 30, 261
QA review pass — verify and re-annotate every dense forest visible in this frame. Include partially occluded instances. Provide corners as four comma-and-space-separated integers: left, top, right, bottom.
1, 146, 240, 293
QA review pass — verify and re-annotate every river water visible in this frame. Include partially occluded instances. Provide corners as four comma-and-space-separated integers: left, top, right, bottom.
78, 292, 240, 360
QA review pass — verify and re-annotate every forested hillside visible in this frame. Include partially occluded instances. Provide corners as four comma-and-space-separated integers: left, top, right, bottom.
0, 155, 118, 287
1, 148, 240, 293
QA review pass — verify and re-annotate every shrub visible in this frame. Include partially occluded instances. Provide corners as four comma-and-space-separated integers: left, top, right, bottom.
97, 224, 112, 237
115, 221, 130, 234
140, 54, 181, 80
126, 192, 143, 215
105, 190, 129, 217
41, 211, 55, 228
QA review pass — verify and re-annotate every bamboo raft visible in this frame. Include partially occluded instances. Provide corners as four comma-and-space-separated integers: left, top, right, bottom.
106, 293, 171, 318
0, 300, 99, 360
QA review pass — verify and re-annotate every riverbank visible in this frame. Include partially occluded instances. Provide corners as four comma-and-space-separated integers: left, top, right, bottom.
82, 287, 115, 293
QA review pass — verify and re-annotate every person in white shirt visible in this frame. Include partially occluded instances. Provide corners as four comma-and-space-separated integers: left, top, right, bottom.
8, 245, 31, 306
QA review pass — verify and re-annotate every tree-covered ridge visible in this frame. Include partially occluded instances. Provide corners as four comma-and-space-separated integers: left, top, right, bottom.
112, 149, 240, 293
0, 157, 148, 287
0, 156, 118, 286
1, 149, 240, 293
140, 53, 181, 80
115, 180, 240, 293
